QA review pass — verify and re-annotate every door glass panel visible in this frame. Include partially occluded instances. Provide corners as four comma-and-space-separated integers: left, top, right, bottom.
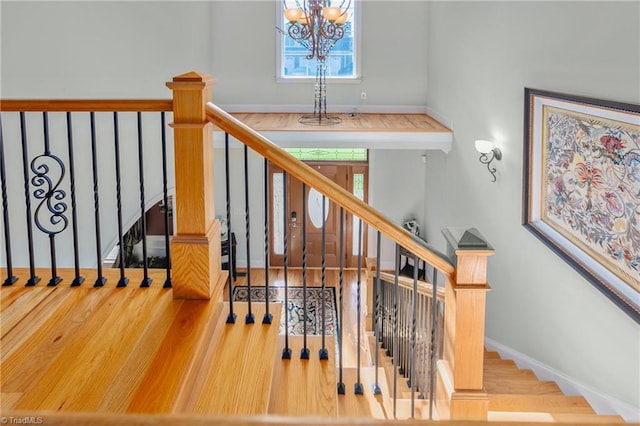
308, 188, 330, 229
352, 173, 364, 255
273, 173, 284, 255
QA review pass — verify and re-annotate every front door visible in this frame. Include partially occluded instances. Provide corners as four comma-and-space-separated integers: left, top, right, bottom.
269, 163, 368, 268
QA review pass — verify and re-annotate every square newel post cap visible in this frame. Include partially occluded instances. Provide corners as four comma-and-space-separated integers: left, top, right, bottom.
166, 71, 216, 90
442, 227, 494, 285
166, 71, 216, 123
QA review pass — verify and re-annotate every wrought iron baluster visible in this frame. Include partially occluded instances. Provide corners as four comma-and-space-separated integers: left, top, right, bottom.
337, 206, 345, 394
282, 171, 291, 359
243, 145, 254, 324
410, 255, 419, 418
0, 114, 17, 286
393, 243, 400, 418
19, 112, 40, 286
160, 111, 171, 288
263, 157, 272, 324
354, 217, 363, 394
301, 183, 309, 359
225, 133, 236, 323
65, 112, 83, 287
319, 194, 329, 361
34, 112, 66, 286
136, 112, 151, 287
113, 112, 128, 287
89, 112, 106, 287
428, 267, 439, 420
373, 230, 382, 394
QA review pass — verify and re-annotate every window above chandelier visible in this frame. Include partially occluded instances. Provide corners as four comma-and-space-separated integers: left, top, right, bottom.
277, 0, 360, 81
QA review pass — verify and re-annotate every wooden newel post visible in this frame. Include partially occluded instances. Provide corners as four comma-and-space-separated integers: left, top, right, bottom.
167, 71, 222, 299
437, 228, 493, 420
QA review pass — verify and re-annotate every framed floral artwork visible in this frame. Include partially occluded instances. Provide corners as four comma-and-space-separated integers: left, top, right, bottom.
523, 88, 640, 323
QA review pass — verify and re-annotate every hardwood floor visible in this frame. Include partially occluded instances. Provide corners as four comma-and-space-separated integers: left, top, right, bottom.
0, 266, 625, 422
229, 112, 451, 134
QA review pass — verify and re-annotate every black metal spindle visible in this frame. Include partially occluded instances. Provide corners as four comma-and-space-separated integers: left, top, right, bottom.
20, 112, 40, 286
319, 194, 329, 361
0, 114, 17, 286
243, 145, 254, 324
373, 230, 382, 394
354, 218, 363, 394
65, 112, 83, 287
113, 112, 128, 288
225, 133, 236, 324
337, 207, 345, 394
399, 286, 405, 377
89, 112, 106, 287
301, 183, 309, 359
393, 244, 400, 418
262, 158, 272, 324
136, 112, 151, 287
39, 113, 62, 286
410, 255, 419, 418
282, 171, 291, 359
428, 267, 439, 419
160, 111, 171, 288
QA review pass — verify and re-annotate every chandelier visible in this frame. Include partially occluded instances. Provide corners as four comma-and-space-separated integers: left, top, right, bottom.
281, 0, 351, 125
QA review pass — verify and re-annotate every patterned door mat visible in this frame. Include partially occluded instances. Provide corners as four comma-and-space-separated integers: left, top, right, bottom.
232, 286, 337, 336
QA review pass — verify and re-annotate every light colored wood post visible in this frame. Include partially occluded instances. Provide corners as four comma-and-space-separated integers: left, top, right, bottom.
166, 71, 222, 299
437, 228, 493, 420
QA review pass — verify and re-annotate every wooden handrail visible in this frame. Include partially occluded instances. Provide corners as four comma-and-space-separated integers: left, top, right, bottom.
0, 99, 173, 112
205, 102, 454, 279
378, 271, 445, 300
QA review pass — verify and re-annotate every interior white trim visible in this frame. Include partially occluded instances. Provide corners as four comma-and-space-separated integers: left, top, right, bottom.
213, 130, 452, 152
485, 337, 640, 422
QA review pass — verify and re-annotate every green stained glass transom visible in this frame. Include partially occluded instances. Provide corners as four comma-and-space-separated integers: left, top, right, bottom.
285, 148, 367, 162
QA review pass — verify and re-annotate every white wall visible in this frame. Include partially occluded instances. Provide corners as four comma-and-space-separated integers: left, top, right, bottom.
424, 1, 640, 410
0, 1, 211, 265
210, 1, 428, 108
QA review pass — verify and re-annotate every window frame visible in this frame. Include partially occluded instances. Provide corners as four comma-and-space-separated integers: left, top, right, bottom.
275, 0, 362, 83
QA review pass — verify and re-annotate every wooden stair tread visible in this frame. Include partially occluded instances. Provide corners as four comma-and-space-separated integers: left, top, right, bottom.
126, 279, 226, 413
489, 410, 626, 423
182, 303, 283, 415
484, 378, 563, 395
483, 350, 502, 359
268, 335, 337, 416
488, 394, 595, 414
337, 367, 387, 419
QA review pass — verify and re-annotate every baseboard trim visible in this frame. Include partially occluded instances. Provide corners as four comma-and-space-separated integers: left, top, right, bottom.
484, 337, 640, 422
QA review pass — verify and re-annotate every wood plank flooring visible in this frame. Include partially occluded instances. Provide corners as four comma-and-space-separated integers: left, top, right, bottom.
1, 266, 626, 423
229, 113, 451, 134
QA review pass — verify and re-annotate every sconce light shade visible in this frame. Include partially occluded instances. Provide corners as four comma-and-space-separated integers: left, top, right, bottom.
475, 139, 495, 154
474, 140, 502, 182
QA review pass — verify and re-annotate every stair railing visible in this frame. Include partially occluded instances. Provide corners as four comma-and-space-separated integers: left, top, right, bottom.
0, 99, 174, 288
166, 72, 495, 421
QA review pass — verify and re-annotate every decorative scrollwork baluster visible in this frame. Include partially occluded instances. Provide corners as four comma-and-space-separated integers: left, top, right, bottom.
31, 151, 68, 286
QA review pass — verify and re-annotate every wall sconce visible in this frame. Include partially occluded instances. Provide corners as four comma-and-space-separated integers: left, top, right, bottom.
475, 140, 502, 182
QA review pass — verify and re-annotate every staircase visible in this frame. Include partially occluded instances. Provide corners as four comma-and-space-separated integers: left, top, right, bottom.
0, 271, 629, 423
484, 351, 625, 423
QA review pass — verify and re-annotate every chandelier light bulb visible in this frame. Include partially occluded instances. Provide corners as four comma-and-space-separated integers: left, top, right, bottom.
335, 13, 348, 25
323, 6, 342, 22
284, 8, 301, 22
